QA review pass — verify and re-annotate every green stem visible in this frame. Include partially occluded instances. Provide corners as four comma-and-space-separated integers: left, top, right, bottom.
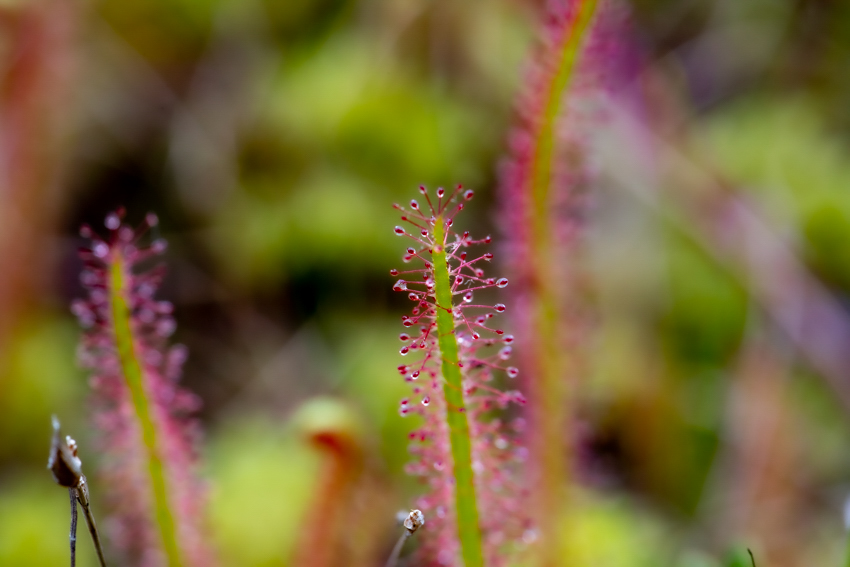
530, 0, 598, 214
109, 255, 183, 567
525, 1, 598, 565
432, 217, 484, 567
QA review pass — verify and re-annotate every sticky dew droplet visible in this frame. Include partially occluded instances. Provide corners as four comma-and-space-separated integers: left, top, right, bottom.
156, 319, 176, 337
507, 367, 519, 378
105, 213, 120, 230
93, 242, 109, 258
80, 271, 98, 286
496, 278, 509, 288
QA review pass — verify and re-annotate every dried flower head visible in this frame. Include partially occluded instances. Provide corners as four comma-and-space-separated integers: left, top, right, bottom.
48, 415, 83, 489
403, 509, 425, 534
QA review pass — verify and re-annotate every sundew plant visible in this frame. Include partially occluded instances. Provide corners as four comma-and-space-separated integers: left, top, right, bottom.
499, 0, 623, 562
71, 211, 211, 567
391, 185, 529, 566
18, 1, 850, 567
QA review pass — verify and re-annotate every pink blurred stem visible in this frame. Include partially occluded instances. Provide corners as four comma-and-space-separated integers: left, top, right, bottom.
602, 102, 850, 416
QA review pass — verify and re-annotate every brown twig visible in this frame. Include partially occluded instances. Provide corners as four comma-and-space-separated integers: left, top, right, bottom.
69, 488, 77, 567
384, 531, 410, 567
75, 477, 107, 567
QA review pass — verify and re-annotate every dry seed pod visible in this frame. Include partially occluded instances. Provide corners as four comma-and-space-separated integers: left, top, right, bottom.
48, 415, 83, 488
403, 510, 425, 534
386, 510, 426, 567
47, 416, 108, 567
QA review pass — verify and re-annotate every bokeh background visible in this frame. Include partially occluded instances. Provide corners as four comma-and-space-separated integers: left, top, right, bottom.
2, 0, 850, 565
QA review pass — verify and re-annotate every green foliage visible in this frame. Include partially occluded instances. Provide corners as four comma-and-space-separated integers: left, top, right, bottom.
661, 235, 748, 367
558, 492, 667, 567
214, 34, 496, 289
0, 475, 98, 567
331, 318, 414, 478
698, 97, 850, 290
206, 419, 319, 566
723, 546, 756, 567
0, 315, 87, 464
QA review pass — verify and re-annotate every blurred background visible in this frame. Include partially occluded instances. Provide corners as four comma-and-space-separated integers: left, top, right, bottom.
2, 0, 850, 565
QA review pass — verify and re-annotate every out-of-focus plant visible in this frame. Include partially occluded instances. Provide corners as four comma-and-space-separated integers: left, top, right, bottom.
71, 211, 212, 566
498, 0, 623, 562
291, 398, 366, 567
391, 185, 528, 566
